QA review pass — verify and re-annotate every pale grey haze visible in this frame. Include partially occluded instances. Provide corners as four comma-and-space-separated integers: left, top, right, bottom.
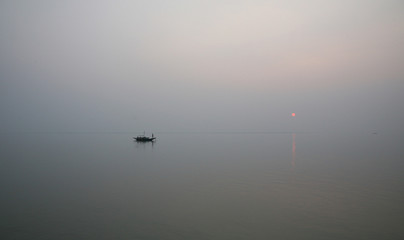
1, 0, 403, 133
2, 2, 404, 239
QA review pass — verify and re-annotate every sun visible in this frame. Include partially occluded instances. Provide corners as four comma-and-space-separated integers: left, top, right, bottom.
291, 113, 296, 117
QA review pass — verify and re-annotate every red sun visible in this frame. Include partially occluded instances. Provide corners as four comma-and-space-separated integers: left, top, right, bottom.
291, 113, 296, 117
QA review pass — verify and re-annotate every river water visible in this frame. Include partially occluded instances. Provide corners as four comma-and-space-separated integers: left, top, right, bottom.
1, 132, 403, 239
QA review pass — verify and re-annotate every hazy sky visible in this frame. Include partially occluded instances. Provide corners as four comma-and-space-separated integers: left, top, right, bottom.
1, 0, 403, 133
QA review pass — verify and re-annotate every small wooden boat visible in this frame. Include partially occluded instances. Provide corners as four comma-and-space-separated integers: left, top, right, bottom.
134, 133, 156, 142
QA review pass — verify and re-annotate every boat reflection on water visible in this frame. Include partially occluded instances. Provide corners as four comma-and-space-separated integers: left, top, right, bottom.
134, 138, 155, 149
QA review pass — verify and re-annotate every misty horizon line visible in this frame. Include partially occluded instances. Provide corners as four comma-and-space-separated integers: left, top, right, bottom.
0, 130, 379, 135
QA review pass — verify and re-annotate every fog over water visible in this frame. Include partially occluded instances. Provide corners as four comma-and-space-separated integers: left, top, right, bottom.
1, 0, 403, 133
1, 1, 404, 239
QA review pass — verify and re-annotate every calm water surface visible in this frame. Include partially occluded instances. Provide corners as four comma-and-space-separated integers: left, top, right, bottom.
1, 132, 403, 239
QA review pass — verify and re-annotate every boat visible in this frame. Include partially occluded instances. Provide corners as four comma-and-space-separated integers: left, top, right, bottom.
134, 133, 156, 142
